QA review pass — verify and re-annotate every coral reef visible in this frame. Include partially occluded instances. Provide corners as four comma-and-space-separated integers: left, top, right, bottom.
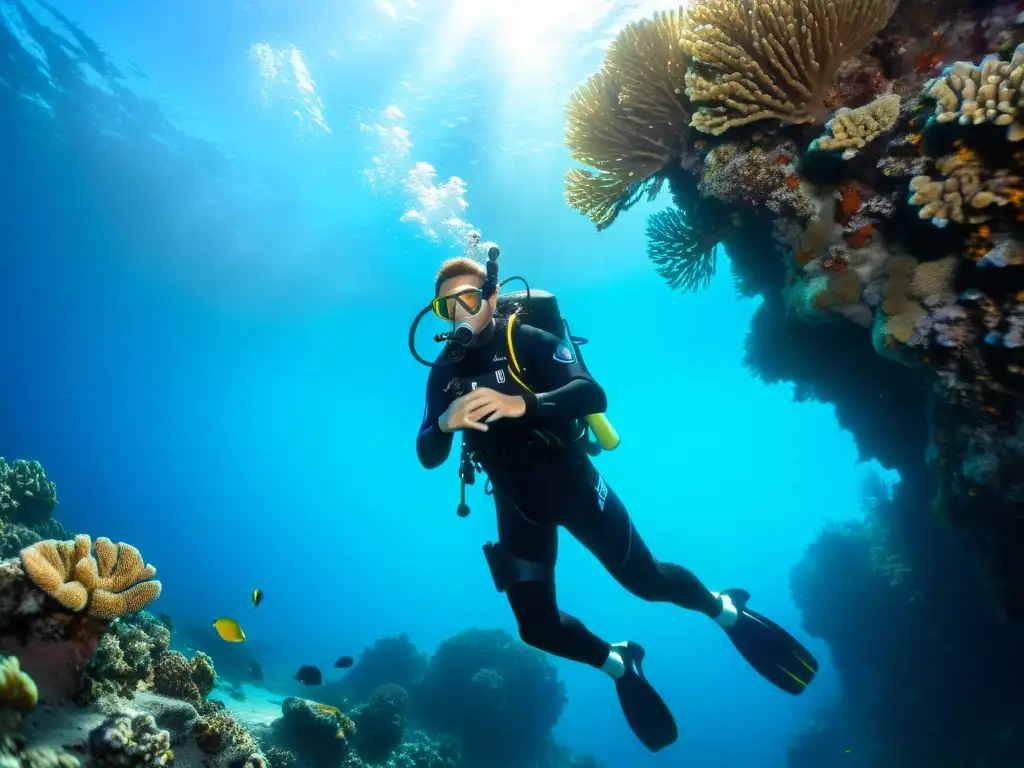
88, 712, 174, 766
564, 0, 1024, 623
0, 459, 66, 560
263, 697, 354, 767
324, 633, 427, 705
412, 628, 566, 768
789, 472, 1024, 766
77, 612, 172, 702
0, 460, 57, 527
564, 4, 1024, 763
350, 683, 408, 763
152, 650, 218, 712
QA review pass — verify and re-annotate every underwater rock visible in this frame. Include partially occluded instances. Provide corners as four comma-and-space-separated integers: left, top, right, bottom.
0, 558, 106, 702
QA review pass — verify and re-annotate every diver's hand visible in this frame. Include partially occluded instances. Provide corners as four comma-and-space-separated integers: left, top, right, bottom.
438, 394, 490, 433
462, 387, 526, 423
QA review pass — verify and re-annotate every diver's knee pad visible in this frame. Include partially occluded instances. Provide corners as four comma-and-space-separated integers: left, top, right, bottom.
482, 541, 553, 593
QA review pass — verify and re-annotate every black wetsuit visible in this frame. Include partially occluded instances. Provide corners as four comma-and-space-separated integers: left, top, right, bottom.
417, 319, 720, 668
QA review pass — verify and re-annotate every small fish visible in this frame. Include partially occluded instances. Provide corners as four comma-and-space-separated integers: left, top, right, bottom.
212, 617, 246, 643
252, 589, 263, 608
249, 660, 264, 681
294, 665, 322, 686
333, 656, 354, 669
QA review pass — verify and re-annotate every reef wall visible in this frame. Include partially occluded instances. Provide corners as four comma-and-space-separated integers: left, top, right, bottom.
562, 0, 1024, 618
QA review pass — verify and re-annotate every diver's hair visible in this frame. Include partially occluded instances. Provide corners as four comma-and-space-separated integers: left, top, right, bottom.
434, 257, 485, 296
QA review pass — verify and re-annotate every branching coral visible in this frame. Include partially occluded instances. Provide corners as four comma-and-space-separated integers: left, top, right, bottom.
909, 148, 1024, 227
19, 535, 161, 619
564, 10, 690, 230
811, 94, 902, 158
645, 206, 721, 292
679, 0, 899, 134
925, 44, 1024, 140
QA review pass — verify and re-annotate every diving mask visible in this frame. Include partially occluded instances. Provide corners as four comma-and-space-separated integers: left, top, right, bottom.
431, 287, 485, 322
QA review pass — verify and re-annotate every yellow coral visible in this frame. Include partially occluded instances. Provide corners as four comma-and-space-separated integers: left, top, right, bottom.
679, 0, 899, 134
0, 656, 38, 713
926, 45, 1024, 141
812, 95, 902, 156
909, 152, 1024, 226
19, 535, 92, 611
20, 535, 161, 620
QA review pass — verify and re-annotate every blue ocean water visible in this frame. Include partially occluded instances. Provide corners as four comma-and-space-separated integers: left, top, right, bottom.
0, 0, 893, 765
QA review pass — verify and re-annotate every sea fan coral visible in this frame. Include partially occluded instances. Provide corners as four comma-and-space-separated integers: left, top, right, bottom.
564, 11, 691, 230
645, 206, 721, 292
680, 0, 900, 134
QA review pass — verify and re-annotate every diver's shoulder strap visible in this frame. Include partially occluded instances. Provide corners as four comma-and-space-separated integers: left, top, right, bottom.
505, 311, 532, 392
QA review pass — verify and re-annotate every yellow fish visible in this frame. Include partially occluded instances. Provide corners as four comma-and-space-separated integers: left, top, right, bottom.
252, 588, 263, 609
212, 617, 246, 642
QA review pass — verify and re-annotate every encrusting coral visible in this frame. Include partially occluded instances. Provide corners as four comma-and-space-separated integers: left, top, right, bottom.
19, 535, 161, 620
679, 0, 900, 134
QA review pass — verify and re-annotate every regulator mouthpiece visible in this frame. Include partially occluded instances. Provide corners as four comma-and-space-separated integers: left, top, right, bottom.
452, 322, 475, 347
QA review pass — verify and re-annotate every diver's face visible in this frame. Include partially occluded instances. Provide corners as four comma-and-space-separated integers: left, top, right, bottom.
436, 273, 497, 333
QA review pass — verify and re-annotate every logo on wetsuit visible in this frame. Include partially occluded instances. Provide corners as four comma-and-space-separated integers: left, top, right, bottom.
553, 342, 575, 363
495, 369, 506, 384
595, 474, 608, 511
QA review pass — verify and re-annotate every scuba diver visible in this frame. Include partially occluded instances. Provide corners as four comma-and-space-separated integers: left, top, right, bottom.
413, 248, 818, 753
